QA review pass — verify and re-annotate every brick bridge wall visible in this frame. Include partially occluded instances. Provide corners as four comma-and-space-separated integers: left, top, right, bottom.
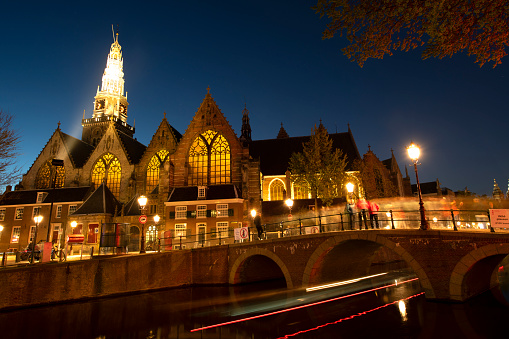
1, 230, 508, 310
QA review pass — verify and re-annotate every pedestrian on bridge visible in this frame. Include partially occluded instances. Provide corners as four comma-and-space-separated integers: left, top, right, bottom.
254, 213, 263, 240
356, 198, 369, 230
345, 203, 354, 230
368, 201, 380, 229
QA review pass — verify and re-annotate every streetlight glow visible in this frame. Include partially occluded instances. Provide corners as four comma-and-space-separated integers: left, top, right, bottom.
407, 143, 420, 161
285, 199, 294, 208
346, 182, 354, 193
250, 209, 257, 218
138, 195, 147, 208
71, 220, 77, 228
34, 215, 43, 224
154, 214, 160, 223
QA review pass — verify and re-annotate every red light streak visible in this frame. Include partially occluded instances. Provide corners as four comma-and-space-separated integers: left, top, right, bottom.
277, 292, 425, 338
190, 277, 420, 332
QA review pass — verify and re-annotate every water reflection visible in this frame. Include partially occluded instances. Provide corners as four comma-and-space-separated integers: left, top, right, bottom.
0, 268, 508, 338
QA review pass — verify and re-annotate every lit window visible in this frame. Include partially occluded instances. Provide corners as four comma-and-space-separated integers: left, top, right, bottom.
91, 153, 122, 198
176, 206, 187, 219
36, 192, 46, 203
216, 221, 229, 238
188, 130, 231, 185
198, 186, 206, 198
69, 205, 77, 215
56, 205, 62, 218
11, 226, 21, 243
175, 224, 187, 239
269, 179, 285, 201
197, 205, 207, 218
35, 160, 65, 189
146, 149, 170, 194
0, 208, 5, 221
293, 183, 309, 199
216, 204, 228, 217
15, 208, 24, 220
32, 207, 41, 219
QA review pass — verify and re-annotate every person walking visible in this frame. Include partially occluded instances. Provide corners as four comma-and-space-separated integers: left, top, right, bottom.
345, 202, 354, 230
368, 200, 380, 229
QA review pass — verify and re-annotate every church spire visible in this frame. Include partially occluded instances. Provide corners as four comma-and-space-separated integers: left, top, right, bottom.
493, 179, 504, 200
277, 122, 289, 139
91, 29, 128, 122
239, 104, 252, 144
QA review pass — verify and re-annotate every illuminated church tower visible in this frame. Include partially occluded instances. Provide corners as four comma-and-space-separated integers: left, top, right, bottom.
82, 31, 134, 146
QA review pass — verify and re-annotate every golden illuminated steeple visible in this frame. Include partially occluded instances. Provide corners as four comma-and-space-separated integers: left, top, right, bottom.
92, 30, 128, 122
82, 29, 134, 146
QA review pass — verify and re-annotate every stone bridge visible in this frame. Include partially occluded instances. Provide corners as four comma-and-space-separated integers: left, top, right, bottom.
2, 229, 509, 310
224, 229, 509, 302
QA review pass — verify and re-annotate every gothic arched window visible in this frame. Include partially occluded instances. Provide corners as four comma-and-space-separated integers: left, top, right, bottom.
35, 159, 65, 189
269, 179, 285, 201
146, 149, 170, 194
91, 153, 122, 197
293, 183, 309, 200
188, 130, 231, 185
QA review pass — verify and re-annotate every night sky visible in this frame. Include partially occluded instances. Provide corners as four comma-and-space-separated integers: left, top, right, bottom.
1, 1, 507, 196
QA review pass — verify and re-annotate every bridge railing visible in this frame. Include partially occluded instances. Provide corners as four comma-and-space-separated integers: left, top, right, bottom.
153, 208, 505, 252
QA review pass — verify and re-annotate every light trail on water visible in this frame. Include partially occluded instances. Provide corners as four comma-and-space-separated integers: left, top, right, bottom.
277, 292, 426, 338
190, 277, 420, 333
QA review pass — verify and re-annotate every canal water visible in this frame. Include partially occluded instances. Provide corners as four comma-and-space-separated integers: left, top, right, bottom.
1, 266, 508, 339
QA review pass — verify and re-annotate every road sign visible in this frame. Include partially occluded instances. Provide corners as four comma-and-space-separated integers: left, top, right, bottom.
139, 215, 147, 224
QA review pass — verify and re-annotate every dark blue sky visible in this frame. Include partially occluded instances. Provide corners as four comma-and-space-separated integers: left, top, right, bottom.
1, 1, 507, 196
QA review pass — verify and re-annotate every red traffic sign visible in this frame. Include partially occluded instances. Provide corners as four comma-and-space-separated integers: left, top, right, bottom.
139, 215, 147, 224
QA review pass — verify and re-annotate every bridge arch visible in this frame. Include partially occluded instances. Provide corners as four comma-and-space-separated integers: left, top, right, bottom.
449, 243, 509, 301
301, 233, 435, 298
229, 248, 293, 288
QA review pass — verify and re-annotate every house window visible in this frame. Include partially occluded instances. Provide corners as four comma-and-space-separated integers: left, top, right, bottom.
69, 205, 77, 215
198, 186, 206, 198
56, 205, 62, 218
36, 192, 46, 203
176, 206, 187, 219
146, 149, 170, 194
29, 226, 36, 244
216, 221, 229, 239
197, 205, 207, 218
149, 204, 157, 215
0, 208, 5, 221
91, 153, 121, 198
269, 179, 285, 201
32, 207, 41, 219
188, 130, 231, 185
216, 204, 228, 217
11, 226, 21, 243
175, 223, 187, 239
15, 208, 24, 220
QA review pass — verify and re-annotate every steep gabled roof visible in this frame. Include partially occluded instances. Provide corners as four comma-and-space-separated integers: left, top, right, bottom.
122, 193, 143, 216
168, 184, 241, 202
116, 130, 147, 164
59, 131, 95, 168
249, 132, 362, 175
72, 182, 121, 215
0, 187, 92, 206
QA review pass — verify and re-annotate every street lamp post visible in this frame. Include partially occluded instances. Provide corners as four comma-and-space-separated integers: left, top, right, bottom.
407, 143, 429, 230
137, 195, 148, 253
31, 215, 43, 264
285, 198, 293, 218
153, 214, 160, 252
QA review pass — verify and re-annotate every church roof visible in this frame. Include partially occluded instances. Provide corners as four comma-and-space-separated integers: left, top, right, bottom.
0, 187, 92, 206
168, 184, 241, 202
117, 130, 147, 164
122, 193, 143, 216
249, 132, 362, 175
72, 182, 121, 216
59, 131, 95, 168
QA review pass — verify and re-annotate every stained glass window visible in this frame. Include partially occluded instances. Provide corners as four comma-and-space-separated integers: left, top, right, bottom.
91, 153, 122, 198
146, 149, 170, 194
293, 183, 309, 200
270, 179, 285, 201
188, 130, 231, 185
35, 159, 65, 189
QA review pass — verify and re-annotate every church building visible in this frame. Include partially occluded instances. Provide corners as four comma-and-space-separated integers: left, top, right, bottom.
0, 33, 406, 254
